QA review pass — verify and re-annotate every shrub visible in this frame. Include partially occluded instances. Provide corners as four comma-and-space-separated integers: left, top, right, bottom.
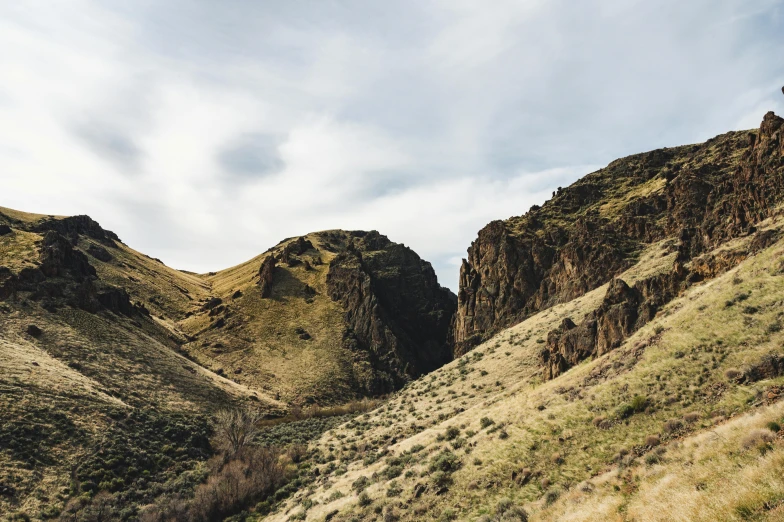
724, 368, 742, 381
616, 403, 635, 419
445, 426, 460, 440
644, 452, 662, 465
496, 497, 513, 515
187, 446, 286, 522
683, 412, 701, 423
644, 435, 660, 447
214, 408, 264, 455
592, 416, 609, 429
662, 419, 683, 434
431, 471, 453, 489
740, 429, 775, 452
358, 492, 372, 507
352, 476, 370, 492
631, 395, 648, 413
386, 481, 402, 497
766, 421, 781, 433
544, 489, 560, 505
499, 507, 529, 521
429, 451, 461, 473
480, 417, 495, 429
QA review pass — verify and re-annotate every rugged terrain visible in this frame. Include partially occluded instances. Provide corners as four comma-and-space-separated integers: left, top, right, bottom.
0, 210, 454, 520
1, 110, 783, 521
260, 111, 784, 522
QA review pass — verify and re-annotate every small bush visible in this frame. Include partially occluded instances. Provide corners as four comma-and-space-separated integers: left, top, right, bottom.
616, 403, 635, 419
445, 426, 460, 440
740, 429, 775, 452
662, 419, 683, 434
544, 489, 560, 506
644, 435, 660, 447
725, 368, 742, 381
352, 476, 370, 492
631, 395, 648, 413
644, 452, 662, 465
386, 481, 402, 497
358, 492, 372, 507
480, 417, 495, 429
683, 412, 701, 424
429, 451, 461, 473
766, 421, 781, 433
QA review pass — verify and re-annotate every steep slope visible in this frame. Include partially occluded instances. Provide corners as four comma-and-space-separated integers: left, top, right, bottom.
454, 111, 784, 357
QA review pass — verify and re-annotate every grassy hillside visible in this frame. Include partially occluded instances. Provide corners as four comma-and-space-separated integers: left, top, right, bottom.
179, 233, 353, 406
0, 209, 455, 520
263, 213, 784, 522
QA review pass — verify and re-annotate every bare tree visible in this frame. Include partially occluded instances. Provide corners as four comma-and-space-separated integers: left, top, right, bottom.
214, 408, 264, 454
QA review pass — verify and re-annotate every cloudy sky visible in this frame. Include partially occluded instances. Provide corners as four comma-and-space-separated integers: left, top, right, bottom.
2, 1, 783, 290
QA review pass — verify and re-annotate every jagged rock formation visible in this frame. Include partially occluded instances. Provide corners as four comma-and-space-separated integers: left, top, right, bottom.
280, 236, 315, 266
258, 255, 276, 297
326, 231, 457, 394
455, 112, 783, 356
0, 222, 145, 317
30, 214, 121, 246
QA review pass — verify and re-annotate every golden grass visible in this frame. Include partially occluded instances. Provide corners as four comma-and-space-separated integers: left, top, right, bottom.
0, 229, 43, 271
180, 233, 367, 405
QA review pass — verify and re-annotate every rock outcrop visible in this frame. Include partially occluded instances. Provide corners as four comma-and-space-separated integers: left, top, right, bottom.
31, 215, 121, 247
326, 231, 457, 394
455, 112, 784, 356
0, 229, 142, 317
280, 236, 315, 266
258, 255, 276, 298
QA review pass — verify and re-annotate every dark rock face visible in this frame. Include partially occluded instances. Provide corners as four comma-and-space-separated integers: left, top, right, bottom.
31, 215, 120, 247
326, 231, 457, 394
541, 265, 687, 379
258, 255, 276, 298
280, 237, 314, 266
39, 232, 96, 280
1, 231, 141, 318
87, 244, 113, 262
455, 112, 784, 355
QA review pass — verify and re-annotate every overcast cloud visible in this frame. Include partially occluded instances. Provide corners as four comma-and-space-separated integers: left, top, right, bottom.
2, 0, 783, 290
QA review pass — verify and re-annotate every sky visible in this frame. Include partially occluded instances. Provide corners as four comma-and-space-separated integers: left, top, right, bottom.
2, 1, 783, 291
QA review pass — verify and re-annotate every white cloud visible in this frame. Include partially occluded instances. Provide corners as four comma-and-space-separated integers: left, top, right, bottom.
1, 0, 783, 290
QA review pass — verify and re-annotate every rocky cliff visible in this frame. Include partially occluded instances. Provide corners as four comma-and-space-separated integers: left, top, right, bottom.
455, 112, 784, 357
326, 231, 456, 394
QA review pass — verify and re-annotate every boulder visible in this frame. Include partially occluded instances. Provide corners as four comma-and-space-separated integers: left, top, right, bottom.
0, 225, 12, 236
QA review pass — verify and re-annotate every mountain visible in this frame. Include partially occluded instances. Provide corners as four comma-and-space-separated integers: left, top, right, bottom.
454, 111, 784, 357
263, 112, 784, 521
0, 210, 454, 519
1, 110, 783, 522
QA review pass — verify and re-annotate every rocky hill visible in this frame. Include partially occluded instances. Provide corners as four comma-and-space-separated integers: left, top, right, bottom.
1, 110, 783, 522
261, 111, 784, 522
180, 229, 456, 404
0, 209, 454, 519
454, 111, 784, 358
